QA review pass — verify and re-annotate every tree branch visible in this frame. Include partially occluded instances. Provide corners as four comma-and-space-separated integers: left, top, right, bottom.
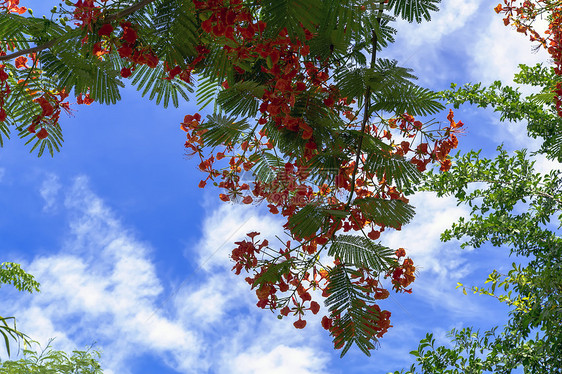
0, 0, 157, 62
346, 13, 381, 208
474, 178, 562, 207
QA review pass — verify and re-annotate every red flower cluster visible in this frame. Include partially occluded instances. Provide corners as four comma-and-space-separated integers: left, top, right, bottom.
0, 0, 26, 14
388, 248, 416, 293
495, 1, 562, 117
73, 0, 103, 30
177, 0, 462, 350
0, 56, 9, 123
390, 110, 463, 172
27, 91, 71, 139
92, 21, 159, 77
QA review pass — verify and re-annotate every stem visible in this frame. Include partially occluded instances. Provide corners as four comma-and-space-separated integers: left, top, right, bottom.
0, 0, 157, 62
345, 16, 380, 208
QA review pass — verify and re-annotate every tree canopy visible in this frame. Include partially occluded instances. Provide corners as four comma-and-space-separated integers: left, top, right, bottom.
0, 0, 561, 370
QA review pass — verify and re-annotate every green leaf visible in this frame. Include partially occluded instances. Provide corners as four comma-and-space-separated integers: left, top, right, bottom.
286, 203, 325, 238
353, 197, 415, 228
198, 114, 250, 147
386, 0, 441, 23
329, 235, 396, 271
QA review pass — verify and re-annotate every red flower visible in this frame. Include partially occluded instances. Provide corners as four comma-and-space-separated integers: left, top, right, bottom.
121, 26, 138, 44
120, 67, 132, 78
440, 159, 452, 172
98, 23, 113, 36
309, 301, 320, 314
15, 56, 28, 69
93, 42, 109, 57
118, 44, 133, 58
367, 230, 380, 240
35, 97, 54, 117
0, 108, 6, 122
293, 319, 306, 329
321, 316, 332, 330
323, 97, 334, 107
247, 232, 260, 239
36, 128, 49, 139
144, 52, 159, 68
0, 68, 8, 82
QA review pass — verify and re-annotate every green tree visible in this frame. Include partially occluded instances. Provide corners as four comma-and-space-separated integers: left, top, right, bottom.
0, 262, 39, 356
394, 62, 562, 373
0, 341, 103, 374
1, 263, 104, 372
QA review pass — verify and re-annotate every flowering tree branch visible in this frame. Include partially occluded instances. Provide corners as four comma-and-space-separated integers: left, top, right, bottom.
0, 0, 157, 62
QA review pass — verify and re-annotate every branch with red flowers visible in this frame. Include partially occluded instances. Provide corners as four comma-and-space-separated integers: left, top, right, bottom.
0, 0, 157, 62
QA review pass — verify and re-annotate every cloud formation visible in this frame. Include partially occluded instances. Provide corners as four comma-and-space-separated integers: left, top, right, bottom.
6, 176, 331, 374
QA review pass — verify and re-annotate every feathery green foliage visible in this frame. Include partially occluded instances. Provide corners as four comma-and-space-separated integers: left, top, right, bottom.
329, 235, 395, 271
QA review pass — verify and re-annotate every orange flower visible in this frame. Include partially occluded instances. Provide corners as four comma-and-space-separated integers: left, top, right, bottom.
440, 159, 452, 172
15, 56, 28, 69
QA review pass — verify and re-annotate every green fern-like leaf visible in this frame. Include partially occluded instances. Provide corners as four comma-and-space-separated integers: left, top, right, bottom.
40, 50, 124, 105
198, 113, 250, 147
353, 197, 415, 227
364, 152, 422, 191
325, 264, 380, 356
329, 235, 395, 271
260, 0, 323, 37
21, 120, 64, 157
131, 64, 192, 108
251, 151, 285, 184
150, 0, 199, 66
196, 75, 222, 111
387, 0, 440, 23
372, 84, 444, 116
286, 203, 326, 238
216, 80, 265, 118
254, 260, 293, 286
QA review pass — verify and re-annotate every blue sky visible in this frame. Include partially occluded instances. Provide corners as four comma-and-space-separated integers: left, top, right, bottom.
1, 1, 559, 373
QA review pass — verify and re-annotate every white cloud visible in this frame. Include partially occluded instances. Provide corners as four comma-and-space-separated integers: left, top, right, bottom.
8, 177, 200, 373
6, 176, 331, 374
383, 191, 470, 277
532, 153, 562, 175
470, 14, 549, 86
397, 0, 481, 47
227, 345, 328, 374
193, 202, 285, 271
39, 173, 61, 212
380, 191, 491, 317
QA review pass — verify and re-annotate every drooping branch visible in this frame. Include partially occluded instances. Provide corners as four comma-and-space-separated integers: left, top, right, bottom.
0, 0, 158, 62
